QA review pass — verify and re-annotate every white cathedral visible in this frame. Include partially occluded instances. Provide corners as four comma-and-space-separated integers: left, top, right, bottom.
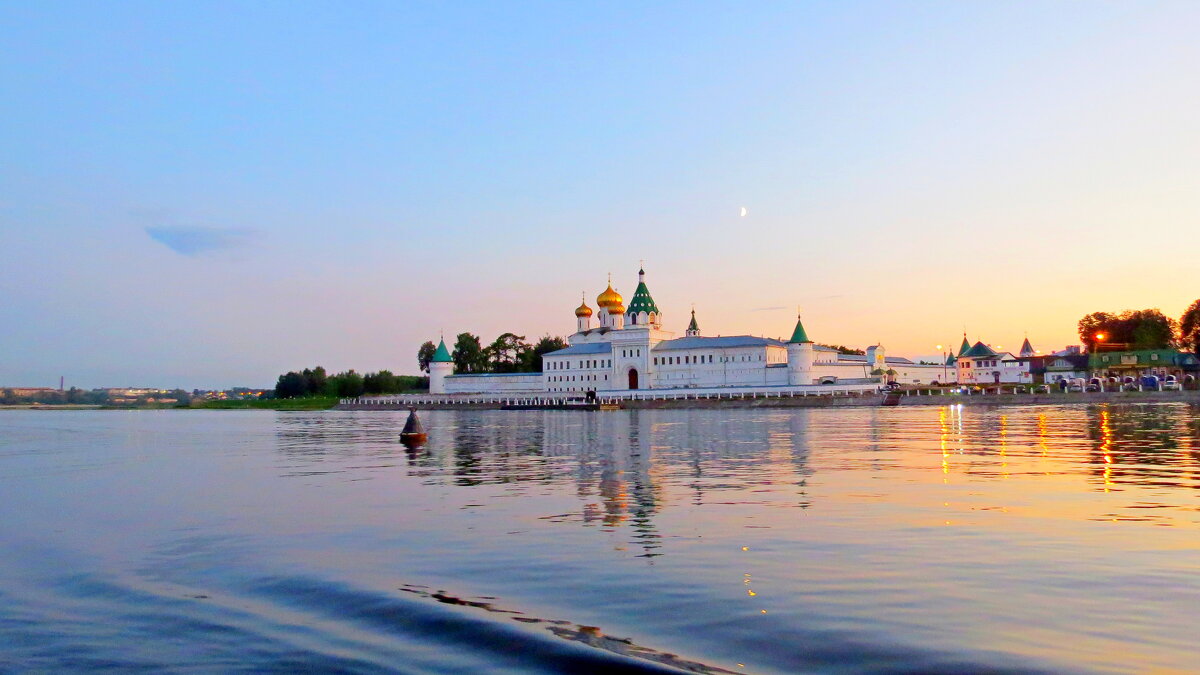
428, 267, 948, 395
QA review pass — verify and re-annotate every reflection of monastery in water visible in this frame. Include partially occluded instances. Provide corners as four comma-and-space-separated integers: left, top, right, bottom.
396, 409, 817, 557
429, 267, 947, 395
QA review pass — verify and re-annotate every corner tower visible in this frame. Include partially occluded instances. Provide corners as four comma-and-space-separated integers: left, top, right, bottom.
429, 337, 454, 394
787, 312, 815, 386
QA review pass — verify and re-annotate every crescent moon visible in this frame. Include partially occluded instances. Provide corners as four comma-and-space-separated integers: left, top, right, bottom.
739, 206, 748, 217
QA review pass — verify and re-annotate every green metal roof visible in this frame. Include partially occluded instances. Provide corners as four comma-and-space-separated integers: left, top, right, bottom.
1088, 348, 1200, 369
789, 315, 812, 343
687, 310, 699, 332
626, 280, 660, 315
962, 341, 998, 358
958, 336, 971, 357
946, 354, 957, 365
431, 338, 452, 362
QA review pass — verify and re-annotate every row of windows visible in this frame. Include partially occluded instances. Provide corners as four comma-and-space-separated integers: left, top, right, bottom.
549, 374, 608, 383
548, 358, 612, 370
654, 353, 766, 365
656, 354, 714, 365
550, 351, 773, 370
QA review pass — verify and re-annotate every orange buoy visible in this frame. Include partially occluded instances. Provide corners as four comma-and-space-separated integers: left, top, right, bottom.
400, 409, 427, 447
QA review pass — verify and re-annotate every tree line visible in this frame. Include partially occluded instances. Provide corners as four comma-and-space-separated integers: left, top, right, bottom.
1078, 300, 1200, 353
417, 333, 568, 374
274, 366, 429, 398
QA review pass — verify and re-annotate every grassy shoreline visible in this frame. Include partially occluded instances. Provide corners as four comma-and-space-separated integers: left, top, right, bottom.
192, 396, 341, 410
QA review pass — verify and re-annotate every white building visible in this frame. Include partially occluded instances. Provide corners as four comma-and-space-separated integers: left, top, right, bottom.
953, 336, 1033, 385
430, 267, 948, 395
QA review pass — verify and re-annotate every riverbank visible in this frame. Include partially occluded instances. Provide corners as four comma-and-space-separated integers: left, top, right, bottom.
1, 397, 342, 411
192, 396, 340, 410
337, 389, 1200, 411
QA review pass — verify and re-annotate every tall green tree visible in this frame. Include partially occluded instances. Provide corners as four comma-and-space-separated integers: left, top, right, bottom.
452, 332, 486, 373
523, 335, 568, 372
1078, 309, 1177, 351
275, 371, 309, 398
486, 333, 530, 373
1127, 309, 1176, 349
1078, 311, 1118, 351
1181, 299, 1200, 354
363, 370, 401, 394
303, 366, 327, 395
331, 370, 365, 397
417, 341, 436, 373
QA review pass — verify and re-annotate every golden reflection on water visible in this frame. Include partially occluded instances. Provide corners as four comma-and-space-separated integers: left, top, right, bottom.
939, 406, 949, 482
1099, 407, 1114, 492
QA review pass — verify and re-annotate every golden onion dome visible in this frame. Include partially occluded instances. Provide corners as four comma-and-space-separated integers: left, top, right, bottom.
597, 283, 623, 310
575, 298, 593, 317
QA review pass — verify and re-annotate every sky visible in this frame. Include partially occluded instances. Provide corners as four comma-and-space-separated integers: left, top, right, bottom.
2, 1, 1198, 389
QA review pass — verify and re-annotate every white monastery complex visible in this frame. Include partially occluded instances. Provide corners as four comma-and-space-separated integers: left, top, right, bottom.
428, 267, 950, 395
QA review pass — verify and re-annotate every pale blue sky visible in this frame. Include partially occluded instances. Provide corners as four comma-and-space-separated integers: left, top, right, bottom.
3, 1, 1198, 388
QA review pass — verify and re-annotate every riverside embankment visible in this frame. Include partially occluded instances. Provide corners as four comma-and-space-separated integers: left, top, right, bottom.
336, 389, 1200, 411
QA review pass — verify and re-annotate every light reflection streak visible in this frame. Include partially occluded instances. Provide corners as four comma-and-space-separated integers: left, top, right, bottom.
939, 407, 949, 482
999, 414, 1009, 480
1037, 413, 1049, 476
1099, 408, 1113, 492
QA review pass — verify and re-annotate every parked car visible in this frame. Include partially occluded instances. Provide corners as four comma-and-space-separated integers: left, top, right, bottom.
1162, 376, 1182, 391
1141, 375, 1161, 391
1086, 378, 1103, 392
1013, 385, 1027, 394
1033, 384, 1051, 394
1068, 378, 1086, 392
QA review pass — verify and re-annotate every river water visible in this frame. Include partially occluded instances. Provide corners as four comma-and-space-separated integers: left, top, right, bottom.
1, 404, 1198, 674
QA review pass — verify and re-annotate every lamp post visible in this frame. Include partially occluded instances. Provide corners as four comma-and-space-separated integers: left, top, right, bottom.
937, 344, 947, 384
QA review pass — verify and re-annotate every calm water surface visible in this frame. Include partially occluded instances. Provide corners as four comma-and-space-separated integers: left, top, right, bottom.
2, 404, 1199, 673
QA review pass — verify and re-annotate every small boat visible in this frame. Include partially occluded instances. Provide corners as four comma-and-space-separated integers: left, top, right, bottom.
400, 409, 428, 446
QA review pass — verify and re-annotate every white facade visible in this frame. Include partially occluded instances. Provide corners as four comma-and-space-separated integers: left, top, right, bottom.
954, 339, 1034, 385
429, 360, 453, 394
445, 373, 543, 394
957, 353, 1032, 384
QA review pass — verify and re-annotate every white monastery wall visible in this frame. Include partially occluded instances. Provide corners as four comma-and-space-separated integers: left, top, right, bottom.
444, 373, 544, 394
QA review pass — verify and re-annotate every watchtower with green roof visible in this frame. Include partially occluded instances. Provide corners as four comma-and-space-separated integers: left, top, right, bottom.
787, 311, 815, 385
429, 337, 454, 394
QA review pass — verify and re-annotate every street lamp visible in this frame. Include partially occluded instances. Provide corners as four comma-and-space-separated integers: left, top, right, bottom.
937, 344, 947, 384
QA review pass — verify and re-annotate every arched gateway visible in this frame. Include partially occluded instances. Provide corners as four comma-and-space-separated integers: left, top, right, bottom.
628, 369, 639, 390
